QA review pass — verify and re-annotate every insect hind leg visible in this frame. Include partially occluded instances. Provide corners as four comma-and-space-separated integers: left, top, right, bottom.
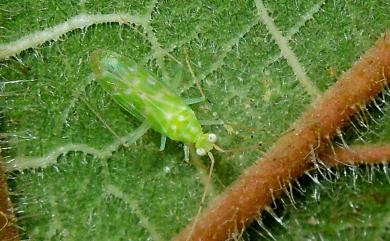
185, 49, 205, 98
162, 64, 184, 93
183, 96, 205, 105
167, 49, 206, 101
199, 119, 224, 126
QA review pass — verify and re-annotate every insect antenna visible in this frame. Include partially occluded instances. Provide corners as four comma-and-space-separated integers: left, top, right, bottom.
186, 151, 215, 241
214, 143, 262, 153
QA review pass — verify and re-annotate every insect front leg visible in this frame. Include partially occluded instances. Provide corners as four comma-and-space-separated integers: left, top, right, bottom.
160, 134, 167, 151
183, 144, 190, 161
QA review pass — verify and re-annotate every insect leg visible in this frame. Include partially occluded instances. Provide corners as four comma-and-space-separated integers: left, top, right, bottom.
184, 144, 190, 161
160, 134, 167, 151
185, 49, 205, 98
199, 119, 224, 126
80, 96, 121, 140
183, 96, 205, 105
166, 64, 184, 91
124, 121, 151, 146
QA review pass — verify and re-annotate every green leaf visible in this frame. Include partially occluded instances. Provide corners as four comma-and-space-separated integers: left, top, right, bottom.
1, 0, 389, 240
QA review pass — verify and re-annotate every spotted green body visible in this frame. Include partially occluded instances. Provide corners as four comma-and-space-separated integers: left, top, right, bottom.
91, 50, 216, 154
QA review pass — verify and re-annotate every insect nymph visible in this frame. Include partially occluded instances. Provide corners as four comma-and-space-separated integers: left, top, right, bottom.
91, 50, 218, 160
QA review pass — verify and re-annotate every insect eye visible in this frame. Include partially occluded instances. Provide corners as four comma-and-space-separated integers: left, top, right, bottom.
207, 133, 217, 143
196, 148, 207, 156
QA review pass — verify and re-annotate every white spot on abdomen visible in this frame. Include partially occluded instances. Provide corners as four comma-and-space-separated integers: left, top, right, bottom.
178, 115, 186, 121
165, 112, 173, 120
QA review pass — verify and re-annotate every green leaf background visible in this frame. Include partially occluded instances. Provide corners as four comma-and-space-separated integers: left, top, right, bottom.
1, 0, 389, 240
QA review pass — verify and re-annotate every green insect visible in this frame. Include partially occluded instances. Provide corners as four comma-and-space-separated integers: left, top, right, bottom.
91, 50, 218, 161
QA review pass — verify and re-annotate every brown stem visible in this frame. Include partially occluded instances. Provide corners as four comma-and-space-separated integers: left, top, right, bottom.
321, 144, 390, 167
173, 33, 390, 240
0, 160, 20, 241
